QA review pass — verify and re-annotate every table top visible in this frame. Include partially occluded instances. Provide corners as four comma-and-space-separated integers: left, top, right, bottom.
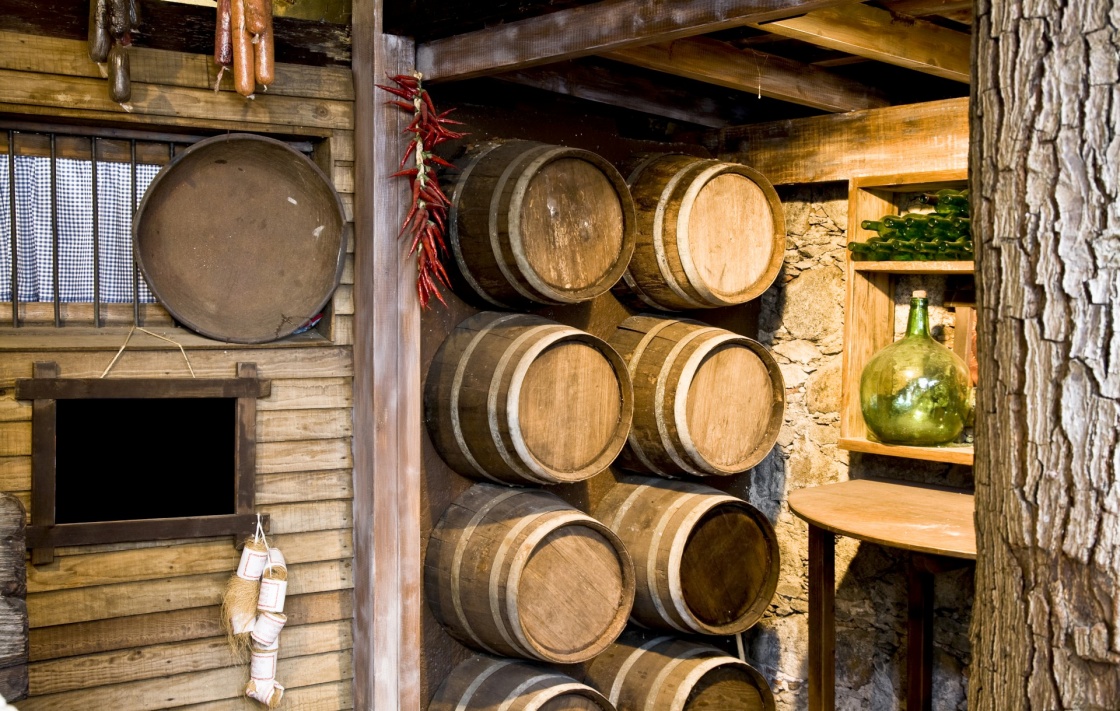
788, 478, 976, 559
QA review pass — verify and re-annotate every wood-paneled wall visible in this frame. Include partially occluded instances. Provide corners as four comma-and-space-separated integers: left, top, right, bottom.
0, 30, 356, 710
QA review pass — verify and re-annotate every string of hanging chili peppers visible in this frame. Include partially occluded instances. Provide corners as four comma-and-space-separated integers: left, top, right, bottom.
377, 72, 466, 308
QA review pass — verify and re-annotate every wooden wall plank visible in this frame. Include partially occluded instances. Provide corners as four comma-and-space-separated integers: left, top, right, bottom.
0, 70, 352, 131
0, 423, 30, 457
257, 438, 353, 474
29, 619, 351, 696
258, 408, 353, 442
29, 559, 353, 628
256, 470, 354, 505
416, 0, 859, 82
0, 347, 353, 385
0, 399, 31, 423
174, 680, 354, 711
604, 37, 888, 112
718, 96, 968, 184
754, 3, 971, 82
0, 458, 29, 493
30, 590, 353, 662
257, 378, 353, 411
256, 500, 354, 535
18, 649, 353, 711
28, 529, 352, 593
0, 31, 355, 102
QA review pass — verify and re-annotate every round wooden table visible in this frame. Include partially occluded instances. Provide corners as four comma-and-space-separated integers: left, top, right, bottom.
788, 477, 975, 711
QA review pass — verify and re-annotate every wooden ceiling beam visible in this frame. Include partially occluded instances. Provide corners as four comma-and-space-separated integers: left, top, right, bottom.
881, 0, 973, 17
603, 37, 888, 113
752, 3, 971, 82
416, 0, 863, 83
494, 60, 746, 128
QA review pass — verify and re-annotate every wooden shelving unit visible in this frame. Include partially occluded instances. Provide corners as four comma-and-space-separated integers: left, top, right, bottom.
839, 169, 974, 467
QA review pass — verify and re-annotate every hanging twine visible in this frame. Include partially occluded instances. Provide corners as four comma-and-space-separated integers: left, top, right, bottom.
100, 325, 196, 378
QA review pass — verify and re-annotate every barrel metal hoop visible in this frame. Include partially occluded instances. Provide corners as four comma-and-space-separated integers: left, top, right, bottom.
450, 488, 524, 655
487, 323, 568, 483
489, 505, 571, 658
651, 162, 707, 309
495, 673, 569, 711
450, 313, 524, 482
621, 318, 679, 476
644, 646, 710, 711
669, 656, 739, 711
654, 327, 720, 476
522, 683, 608, 711
675, 162, 744, 306
646, 492, 702, 631
608, 635, 674, 706
489, 145, 553, 304
672, 332, 745, 475
450, 142, 512, 308
504, 326, 591, 482
454, 658, 515, 711
667, 494, 741, 633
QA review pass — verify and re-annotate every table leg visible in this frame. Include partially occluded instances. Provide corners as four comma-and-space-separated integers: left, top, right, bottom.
907, 557, 935, 711
808, 524, 835, 711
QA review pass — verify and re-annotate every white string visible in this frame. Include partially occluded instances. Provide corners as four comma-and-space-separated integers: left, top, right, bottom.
100, 326, 197, 378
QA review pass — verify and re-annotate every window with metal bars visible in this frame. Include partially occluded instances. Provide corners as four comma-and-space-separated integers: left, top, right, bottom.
0, 121, 316, 328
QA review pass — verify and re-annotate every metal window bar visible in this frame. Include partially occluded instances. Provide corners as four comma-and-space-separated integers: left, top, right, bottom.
2, 122, 316, 328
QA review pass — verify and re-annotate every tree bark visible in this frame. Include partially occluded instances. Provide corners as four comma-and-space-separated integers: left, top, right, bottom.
971, 0, 1120, 708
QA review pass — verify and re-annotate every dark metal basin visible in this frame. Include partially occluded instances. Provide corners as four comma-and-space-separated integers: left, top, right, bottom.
133, 133, 346, 343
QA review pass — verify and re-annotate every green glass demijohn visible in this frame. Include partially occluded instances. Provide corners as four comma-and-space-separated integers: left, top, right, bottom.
859, 290, 970, 445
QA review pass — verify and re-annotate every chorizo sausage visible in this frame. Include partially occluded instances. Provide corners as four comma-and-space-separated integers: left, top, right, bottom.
108, 42, 131, 104
244, 0, 270, 35
87, 0, 111, 63
214, 0, 233, 68
231, 0, 255, 97
108, 0, 130, 39
254, 20, 274, 87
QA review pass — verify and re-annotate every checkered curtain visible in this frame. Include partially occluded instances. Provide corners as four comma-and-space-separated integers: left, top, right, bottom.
0, 155, 160, 303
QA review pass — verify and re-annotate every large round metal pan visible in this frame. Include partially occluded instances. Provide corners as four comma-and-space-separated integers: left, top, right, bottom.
133, 133, 347, 343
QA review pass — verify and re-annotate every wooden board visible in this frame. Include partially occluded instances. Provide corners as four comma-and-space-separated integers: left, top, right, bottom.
417, 0, 860, 82
718, 97, 968, 184
837, 438, 974, 465
788, 478, 976, 559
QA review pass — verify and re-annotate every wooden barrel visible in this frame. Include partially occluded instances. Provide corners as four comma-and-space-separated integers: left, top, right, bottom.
592, 475, 779, 634
618, 155, 784, 311
450, 140, 637, 307
584, 633, 775, 711
608, 315, 784, 477
425, 312, 634, 485
426, 484, 636, 663
430, 655, 615, 711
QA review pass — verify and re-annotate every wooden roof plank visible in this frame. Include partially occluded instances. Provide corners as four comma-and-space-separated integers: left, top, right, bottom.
604, 37, 888, 112
495, 60, 739, 127
417, 0, 863, 82
754, 3, 971, 82
882, 0, 973, 17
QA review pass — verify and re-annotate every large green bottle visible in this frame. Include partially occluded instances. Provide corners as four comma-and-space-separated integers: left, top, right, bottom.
859, 291, 971, 445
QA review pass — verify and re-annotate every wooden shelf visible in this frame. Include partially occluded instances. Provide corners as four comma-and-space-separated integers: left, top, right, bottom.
850, 260, 974, 274
840, 168, 975, 466
838, 438, 974, 466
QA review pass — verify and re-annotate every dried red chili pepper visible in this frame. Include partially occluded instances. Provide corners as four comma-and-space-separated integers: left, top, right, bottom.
377, 71, 466, 308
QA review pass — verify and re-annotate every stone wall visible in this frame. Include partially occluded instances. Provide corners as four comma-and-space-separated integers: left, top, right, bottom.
742, 185, 974, 711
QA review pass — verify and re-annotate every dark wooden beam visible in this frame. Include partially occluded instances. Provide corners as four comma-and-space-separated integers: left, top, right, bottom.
496, 59, 752, 128
753, 3, 970, 82
717, 96, 968, 184
416, 0, 863, 83
351, 0, 422, 709
882, 0, 973, 17
603, 36, 888, 112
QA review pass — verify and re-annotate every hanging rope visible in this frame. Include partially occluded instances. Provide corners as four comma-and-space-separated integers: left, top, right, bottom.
100, 325, 197, 378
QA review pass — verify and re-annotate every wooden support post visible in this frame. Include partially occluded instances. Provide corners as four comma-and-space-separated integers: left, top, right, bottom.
352, 0, 422, 708
808, 523, 835, 711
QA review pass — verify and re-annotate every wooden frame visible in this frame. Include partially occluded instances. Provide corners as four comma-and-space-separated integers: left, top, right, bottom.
838, 169, 974, 466
15, 361, 271, 564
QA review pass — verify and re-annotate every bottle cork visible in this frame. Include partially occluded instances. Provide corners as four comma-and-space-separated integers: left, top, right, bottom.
913, 290, 927, 298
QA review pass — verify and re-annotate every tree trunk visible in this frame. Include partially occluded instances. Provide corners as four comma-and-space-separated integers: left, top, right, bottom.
970, 0, 1120, 708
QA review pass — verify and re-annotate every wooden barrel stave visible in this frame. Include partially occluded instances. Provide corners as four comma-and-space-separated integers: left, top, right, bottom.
430, 655, 615, 711
426, 484, 636, 664
427, 312, 635, 485
451, 140, 637, 306
620, 155, 784, 311
583, 633, 775, 711
610, 315, 784, 478
593, 475, 779, 635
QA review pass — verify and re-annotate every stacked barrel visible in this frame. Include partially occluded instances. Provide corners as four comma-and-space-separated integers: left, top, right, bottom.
425, 140, 785, 710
